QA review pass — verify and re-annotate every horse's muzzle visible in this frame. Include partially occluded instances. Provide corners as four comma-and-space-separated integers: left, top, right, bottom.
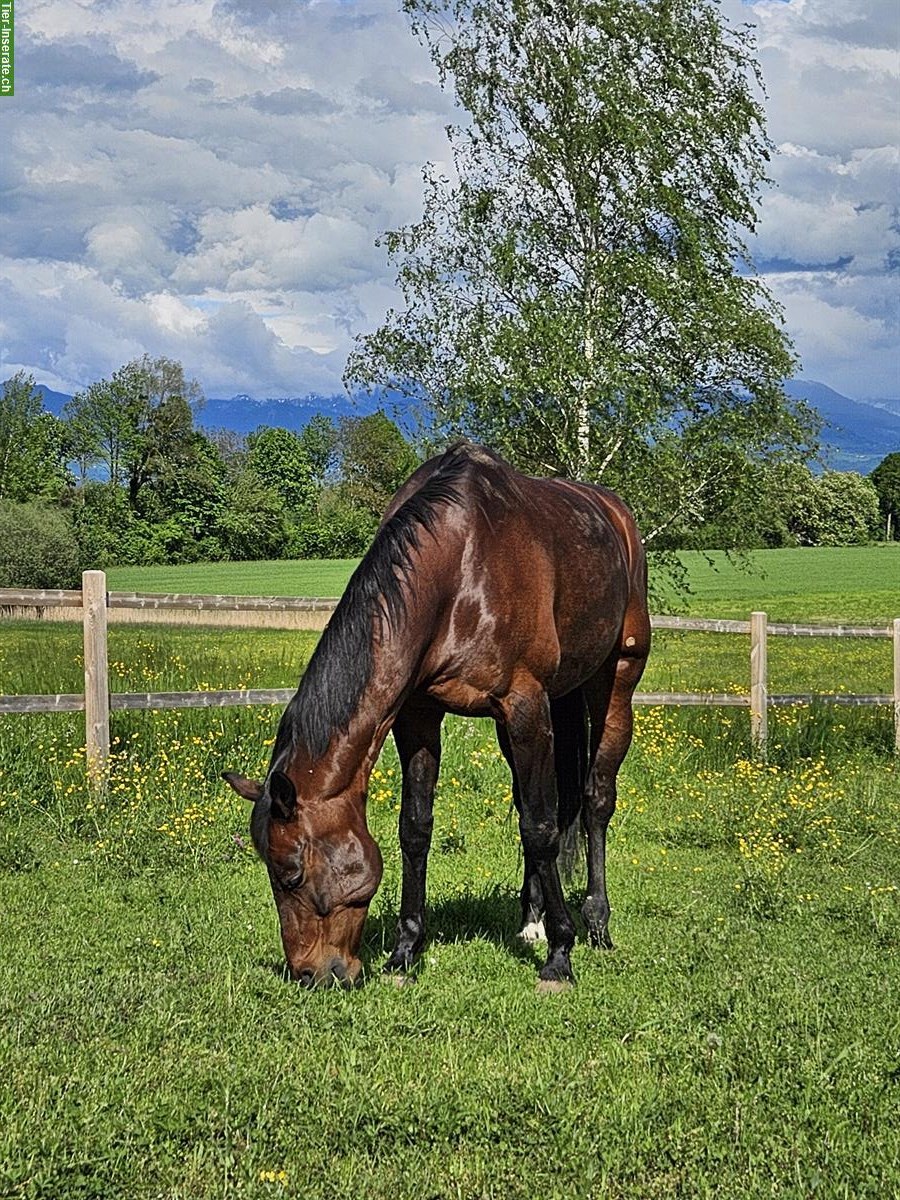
292, 956, 362, 989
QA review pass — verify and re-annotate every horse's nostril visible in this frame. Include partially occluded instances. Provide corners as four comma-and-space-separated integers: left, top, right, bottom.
297, 968, 316, 988
329, 958, 348, 984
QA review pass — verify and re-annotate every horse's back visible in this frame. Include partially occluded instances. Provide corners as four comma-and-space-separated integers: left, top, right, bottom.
388, 443, 647, 706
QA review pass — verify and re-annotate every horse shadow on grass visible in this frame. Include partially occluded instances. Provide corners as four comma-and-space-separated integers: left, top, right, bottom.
362, 887, 545, 977
256, 886, 549, 984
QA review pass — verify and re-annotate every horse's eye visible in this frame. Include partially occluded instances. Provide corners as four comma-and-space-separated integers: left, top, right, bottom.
280, 871, 304, 892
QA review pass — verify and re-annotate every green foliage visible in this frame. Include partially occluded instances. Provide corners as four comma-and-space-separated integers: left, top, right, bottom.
246, 425, 316, 511
217, 472, 291, 561
0, 502, 80, 588
204, 426, 248, 486
65, 355, 202, 496
346, 0, 816, 550
64, 357, 232, 566
57, 357, 421, 568
669, 463, 883, 551
337, 411, 420, 521
136, 408, 228, 562
871, 451, 900, 540
289, 491, 377, 558
791, 470, 880, 547
71, 483, 135, 569
299, 414, 339, 488
0, 372, 70, 503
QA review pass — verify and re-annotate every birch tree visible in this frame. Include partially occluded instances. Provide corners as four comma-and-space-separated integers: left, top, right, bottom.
346, 0, 817, 542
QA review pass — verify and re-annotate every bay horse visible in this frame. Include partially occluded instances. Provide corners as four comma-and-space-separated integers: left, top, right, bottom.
223, 442, 649, 990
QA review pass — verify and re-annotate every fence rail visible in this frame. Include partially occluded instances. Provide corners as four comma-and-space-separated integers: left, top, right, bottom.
1, 573, 898, 769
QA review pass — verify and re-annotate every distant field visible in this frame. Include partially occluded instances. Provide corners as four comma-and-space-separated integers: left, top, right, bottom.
650, 545, 900, 623
106, 558, 357, 599
106, 545, 900, 623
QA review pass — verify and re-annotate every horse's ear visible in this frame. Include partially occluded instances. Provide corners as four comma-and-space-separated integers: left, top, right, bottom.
268, 770, 297, 821
222, 772, 264, 803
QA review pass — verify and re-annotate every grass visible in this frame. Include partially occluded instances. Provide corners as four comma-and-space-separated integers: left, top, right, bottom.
105, 544, 900, 623
1, 553, 899, 1197
106, 559, 357, 599
649, 545, 900, 623
1, 621, 893, 706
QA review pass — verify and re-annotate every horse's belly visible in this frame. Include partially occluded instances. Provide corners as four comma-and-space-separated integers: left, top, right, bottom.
423, 677, 497, 718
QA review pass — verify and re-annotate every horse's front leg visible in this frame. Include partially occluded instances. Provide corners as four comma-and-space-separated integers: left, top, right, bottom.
501, 684, 576, 988
383, 700, 444, 976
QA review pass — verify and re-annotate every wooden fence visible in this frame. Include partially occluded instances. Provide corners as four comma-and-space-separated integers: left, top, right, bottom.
2, 571, 898, 772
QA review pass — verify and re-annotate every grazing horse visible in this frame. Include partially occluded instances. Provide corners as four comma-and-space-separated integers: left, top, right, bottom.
224, 442, 649, 989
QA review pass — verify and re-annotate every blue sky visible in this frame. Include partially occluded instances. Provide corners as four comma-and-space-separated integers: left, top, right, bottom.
1, 0, 897, 400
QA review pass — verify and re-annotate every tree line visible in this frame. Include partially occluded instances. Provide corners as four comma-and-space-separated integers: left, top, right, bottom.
0, 359, 896, 591
0, 360, 417, 588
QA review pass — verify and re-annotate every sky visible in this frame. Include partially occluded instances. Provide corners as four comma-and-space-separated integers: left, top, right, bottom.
1, 0, 898, 401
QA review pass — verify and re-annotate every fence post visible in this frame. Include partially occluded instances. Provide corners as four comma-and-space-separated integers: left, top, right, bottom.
82, 570, 110, 780
750, 611, 768, 759
894, 618, 900, 754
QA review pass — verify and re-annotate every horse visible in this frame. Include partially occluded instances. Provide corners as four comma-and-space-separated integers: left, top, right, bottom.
223, 441, 650, 990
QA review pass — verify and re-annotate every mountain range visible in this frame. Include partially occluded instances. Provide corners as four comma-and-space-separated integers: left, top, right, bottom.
36, 379, 900, 475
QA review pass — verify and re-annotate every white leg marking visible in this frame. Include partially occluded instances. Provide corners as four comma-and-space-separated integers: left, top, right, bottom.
518, 919, 546, 943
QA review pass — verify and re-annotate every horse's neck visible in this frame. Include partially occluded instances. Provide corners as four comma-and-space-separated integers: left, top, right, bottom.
303, 610, 424, 803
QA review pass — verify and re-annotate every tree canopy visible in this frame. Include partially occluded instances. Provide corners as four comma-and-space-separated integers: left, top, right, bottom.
346, 0, 818, 543
0, 372, 70, 503
0, 343, 881, 590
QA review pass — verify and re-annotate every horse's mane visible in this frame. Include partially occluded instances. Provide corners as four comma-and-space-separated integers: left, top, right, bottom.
275, 443, 486, 763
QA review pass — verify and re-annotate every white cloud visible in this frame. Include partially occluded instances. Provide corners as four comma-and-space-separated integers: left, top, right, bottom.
727, 0, 900, 398
7, 0, 447, 396
5, 0, 897, 400
765, 272, 898, 396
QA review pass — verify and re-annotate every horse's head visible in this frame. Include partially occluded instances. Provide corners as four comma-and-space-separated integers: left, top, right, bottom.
223, 769, 383, 986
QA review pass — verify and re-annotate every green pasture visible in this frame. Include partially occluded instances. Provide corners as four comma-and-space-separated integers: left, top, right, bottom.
106, 544, 900, 623
0, 619, 894, 705
107, 558, 357, 600
649, 545, 900, 624
1, 554, 899, 1197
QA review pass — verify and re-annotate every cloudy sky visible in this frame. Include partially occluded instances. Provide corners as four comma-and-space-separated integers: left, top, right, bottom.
2, 0, 897, 400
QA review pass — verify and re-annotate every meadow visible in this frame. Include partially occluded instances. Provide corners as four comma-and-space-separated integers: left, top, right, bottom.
1, 547, 898, 1198
106, 544, 900, 623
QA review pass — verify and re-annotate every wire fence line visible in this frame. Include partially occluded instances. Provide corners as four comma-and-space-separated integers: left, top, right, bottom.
2, 572, 899, 769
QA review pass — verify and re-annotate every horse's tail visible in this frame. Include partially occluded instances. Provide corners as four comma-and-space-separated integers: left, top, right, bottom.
552, 687, 589, 882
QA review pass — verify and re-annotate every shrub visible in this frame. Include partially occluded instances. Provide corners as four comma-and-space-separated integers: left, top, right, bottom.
289, 493, 376, 558
218, 473, 291, 561
791, 471, 880, 546
71, 482, 135, 569
0, 502, 81, 588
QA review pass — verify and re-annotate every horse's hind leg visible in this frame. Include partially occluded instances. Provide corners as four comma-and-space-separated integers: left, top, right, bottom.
496, 722, 545, 942
581, 645, 647, 950
385, 699, 444, 975
500, 681, 576, 985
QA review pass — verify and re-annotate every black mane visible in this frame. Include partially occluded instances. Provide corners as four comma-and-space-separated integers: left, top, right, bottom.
274, 444, 478, 764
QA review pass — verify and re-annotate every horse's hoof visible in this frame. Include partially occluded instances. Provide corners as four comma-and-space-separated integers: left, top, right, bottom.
536, 977, 573, 996
518, 919, 546, 943
586, 926, 614, 950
